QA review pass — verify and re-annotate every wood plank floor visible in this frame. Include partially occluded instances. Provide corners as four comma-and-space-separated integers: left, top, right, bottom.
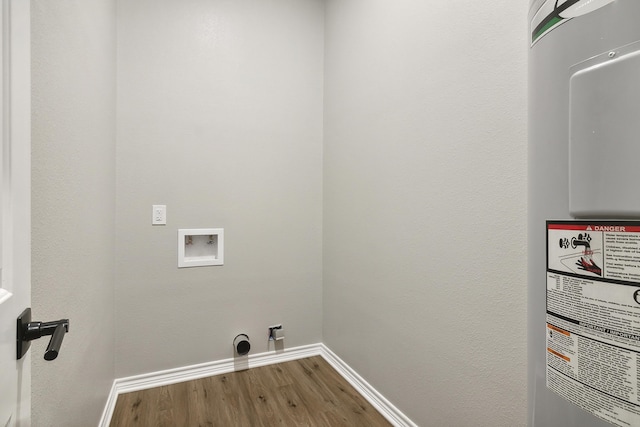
110, 356, 392, 427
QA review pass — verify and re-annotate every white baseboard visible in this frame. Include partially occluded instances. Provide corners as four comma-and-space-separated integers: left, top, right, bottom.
98, 343, 415, 427
319, 345, 418, 427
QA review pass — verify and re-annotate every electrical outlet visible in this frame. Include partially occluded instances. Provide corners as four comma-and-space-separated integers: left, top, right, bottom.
152, 205, 166, 225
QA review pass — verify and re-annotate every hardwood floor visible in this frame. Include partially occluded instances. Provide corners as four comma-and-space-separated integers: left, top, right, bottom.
110, 356, 392, 426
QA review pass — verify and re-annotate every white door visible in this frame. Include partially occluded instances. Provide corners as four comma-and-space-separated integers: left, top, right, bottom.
0, 1, 31, 426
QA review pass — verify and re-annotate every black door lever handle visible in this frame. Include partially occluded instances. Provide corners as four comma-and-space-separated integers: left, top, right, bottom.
44, 323, 67, 361
17, 308, 69, 361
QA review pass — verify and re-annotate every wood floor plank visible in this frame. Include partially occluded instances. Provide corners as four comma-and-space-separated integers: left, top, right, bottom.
241, 368, 279, 427
187, 377, 214, 426
110, 356, 392, 427
295, 357, 387, 427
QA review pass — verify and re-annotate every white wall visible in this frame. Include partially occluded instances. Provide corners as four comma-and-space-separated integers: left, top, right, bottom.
31, 1, 528, 425
115, 0, 324, 377
322, 0, 528, 425
31, 1, 116, 426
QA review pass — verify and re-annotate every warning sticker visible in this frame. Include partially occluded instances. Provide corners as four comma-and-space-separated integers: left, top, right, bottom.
547, 221, 640, 427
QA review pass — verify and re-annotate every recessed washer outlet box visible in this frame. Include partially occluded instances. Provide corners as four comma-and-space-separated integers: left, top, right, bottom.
178, 228, 224, 268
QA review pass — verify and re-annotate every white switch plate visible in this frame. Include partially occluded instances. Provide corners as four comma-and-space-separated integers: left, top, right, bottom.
152, 205, 166, 225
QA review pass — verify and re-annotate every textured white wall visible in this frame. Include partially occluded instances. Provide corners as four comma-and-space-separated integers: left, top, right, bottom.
31, 1, 116, 426
115, 0, 324, 377
322, 0, 528, 425
31, 1, 527, 424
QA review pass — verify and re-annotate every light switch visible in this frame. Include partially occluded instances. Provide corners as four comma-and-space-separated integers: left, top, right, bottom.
152, 205, 166, 225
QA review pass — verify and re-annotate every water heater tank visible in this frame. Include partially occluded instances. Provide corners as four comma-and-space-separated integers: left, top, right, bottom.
529, 1, 640, 426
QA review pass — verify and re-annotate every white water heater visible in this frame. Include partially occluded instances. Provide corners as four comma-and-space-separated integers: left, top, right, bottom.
529, 1, 640, 426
